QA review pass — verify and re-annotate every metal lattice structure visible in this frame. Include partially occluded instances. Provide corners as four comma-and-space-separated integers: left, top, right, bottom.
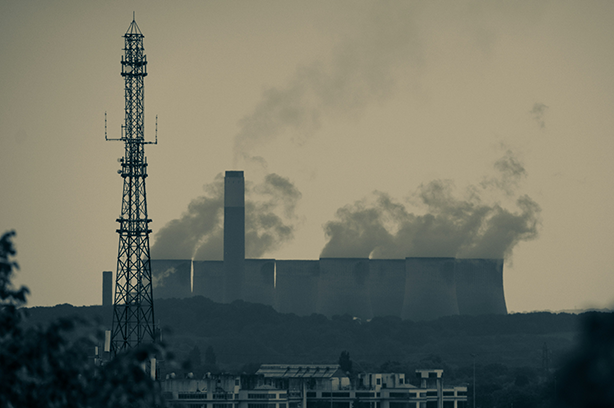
107, 17, 156, 355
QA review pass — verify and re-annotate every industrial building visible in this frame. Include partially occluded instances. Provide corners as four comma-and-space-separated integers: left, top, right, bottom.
161, 365, 467, 408
150, 171, 507, 321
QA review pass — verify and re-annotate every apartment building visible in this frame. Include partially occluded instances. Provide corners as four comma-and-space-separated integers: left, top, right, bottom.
161, 365, 467, 408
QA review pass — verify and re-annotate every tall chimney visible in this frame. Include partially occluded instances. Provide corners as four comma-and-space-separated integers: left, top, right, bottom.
224, 170, 245, 303
102, 271, 113, 306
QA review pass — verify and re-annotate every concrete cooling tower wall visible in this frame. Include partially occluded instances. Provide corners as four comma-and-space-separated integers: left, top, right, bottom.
368, 260, 406, 318
275, 260, 319, 315
401, 257, 459, 321
318, 258, 373, 320
455, 258, 507, 315
243, 259, 275, 307
193, 260, 224, 303
151, 259, 191, 300
149, 256, 507, 319
144, 172, 508, 318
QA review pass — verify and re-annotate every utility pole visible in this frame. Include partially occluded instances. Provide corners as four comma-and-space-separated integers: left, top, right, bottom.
470, 354, 476, 408
107, 15, 157, 356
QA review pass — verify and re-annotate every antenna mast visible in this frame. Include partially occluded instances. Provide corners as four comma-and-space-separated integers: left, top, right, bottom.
108, 16, 156, 356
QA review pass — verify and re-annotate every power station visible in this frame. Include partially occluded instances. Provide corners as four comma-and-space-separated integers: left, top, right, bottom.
151, 171, 508, 321
106, 17, 157, 354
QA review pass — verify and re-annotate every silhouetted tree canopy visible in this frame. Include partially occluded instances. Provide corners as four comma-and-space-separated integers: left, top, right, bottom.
0, 230, 167, 407
205, 345, 217, 366
339, 350, 352, 373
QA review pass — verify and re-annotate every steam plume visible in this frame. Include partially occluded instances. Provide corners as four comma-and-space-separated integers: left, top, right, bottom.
530, 102, 548, 129
233, 2, 421, 166
321, 152, 541, 260
151, 173, 301, 260
480, 148, 527, 195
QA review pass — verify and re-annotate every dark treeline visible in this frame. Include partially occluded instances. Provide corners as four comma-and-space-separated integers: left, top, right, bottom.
24, 296, 584, 372
23, 297, 614, 407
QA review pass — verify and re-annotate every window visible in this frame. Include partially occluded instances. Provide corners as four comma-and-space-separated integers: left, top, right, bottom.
249, 394, 276, 400
376, 379, 381, 385
178, 393, 207, 399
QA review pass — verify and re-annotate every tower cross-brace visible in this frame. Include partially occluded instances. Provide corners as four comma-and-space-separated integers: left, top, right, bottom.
108, 17, 156, 355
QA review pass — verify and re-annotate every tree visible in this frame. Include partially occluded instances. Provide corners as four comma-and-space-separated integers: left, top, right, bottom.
0, 230, 167, 407
189, 345, 202, 367
554, 312, 614, 407
339, 350, 352, 374
205, 345, 217, 367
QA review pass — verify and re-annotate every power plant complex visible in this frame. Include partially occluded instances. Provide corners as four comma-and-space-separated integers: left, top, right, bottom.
147, 171, 507, 321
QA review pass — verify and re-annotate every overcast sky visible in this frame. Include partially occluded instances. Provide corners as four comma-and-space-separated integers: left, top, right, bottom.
1, 1, 613, 313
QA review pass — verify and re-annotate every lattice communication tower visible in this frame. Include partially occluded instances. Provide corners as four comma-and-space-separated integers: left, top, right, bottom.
106, 17, 157, 355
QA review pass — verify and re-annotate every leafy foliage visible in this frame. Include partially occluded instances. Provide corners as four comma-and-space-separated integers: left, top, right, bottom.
338, 350, 352, 374
0, 231, 167, 407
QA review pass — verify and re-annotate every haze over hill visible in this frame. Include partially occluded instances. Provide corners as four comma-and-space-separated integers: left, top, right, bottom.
1, 1, 613, 314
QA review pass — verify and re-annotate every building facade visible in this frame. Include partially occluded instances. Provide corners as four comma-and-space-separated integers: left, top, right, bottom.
161, 365, 467, 408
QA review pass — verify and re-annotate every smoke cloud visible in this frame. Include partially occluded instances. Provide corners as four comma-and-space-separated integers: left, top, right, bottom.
245, 173, 302, 258
530, 102, 548, 129
233, 2, 421, 166
321, 151, 541, 260
151, 173, 301, 260
480, 148, 527, 196
151, 175, 224, 260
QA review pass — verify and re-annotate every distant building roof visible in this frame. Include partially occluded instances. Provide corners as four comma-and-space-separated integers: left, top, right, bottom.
257, 364, 345, 379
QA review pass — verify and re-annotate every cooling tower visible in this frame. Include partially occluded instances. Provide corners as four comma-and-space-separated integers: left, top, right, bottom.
275, 260, 320, 315
193, 260, 224, 303
243, 259, 275, 306
455, 258, 507, 315
102, 271, 113, 306
401, 257, 459, 321
151, 259, 191, 299
318, 258, 373, 320
224, 170, 245, 303
368, 259, 405, 318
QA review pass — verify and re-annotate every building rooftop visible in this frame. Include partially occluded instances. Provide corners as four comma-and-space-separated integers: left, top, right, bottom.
257, 364, 345, 379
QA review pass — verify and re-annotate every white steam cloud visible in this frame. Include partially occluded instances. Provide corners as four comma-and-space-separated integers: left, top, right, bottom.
321, 151, 541, 260
530, 102, 548, 129
151, 173, 301, 260
233, 2, 422, 166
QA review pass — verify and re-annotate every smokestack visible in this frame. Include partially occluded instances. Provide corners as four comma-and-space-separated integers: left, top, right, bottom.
102, 271, 112, 306
224, 170, 245, 303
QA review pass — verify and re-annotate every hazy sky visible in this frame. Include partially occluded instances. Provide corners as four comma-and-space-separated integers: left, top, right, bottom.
1, 1, 613, 313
